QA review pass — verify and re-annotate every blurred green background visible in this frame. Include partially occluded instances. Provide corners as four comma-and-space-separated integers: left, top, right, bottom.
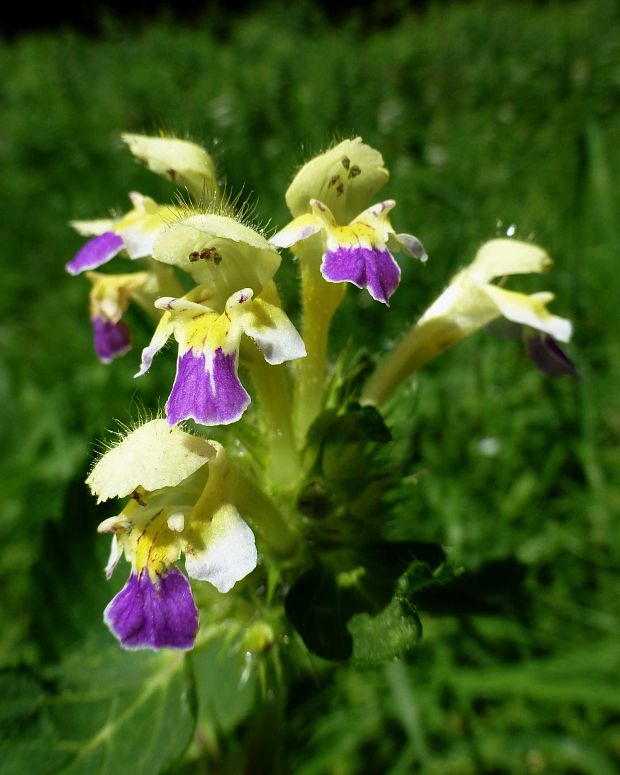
1, 0, 619, 772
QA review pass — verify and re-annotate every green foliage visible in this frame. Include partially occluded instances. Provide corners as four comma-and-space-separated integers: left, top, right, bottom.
2, 0, 620, 772
0, 647, 195, 775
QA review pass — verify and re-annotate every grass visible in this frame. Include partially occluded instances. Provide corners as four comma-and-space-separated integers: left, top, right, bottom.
1, 0, 619, 771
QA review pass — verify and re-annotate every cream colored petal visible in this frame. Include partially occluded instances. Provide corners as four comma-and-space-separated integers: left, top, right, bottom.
184, 504, 257, 593
87, 271, 151, 322
418, 277, 500, 337
285, 137, 389, 224
70, 218, 117, 236
482, 285, 572, 342
270, 213, 323, 248
87, 419, 216, 502
122, 133, 218, 199
153, 214, 280, 298
470, 239, 552, 284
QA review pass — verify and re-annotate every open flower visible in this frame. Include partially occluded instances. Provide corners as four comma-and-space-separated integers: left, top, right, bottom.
88, 420, 257, 651
136, 286, 306, 426
271, 199, 426, 304
66, 192, 182, 275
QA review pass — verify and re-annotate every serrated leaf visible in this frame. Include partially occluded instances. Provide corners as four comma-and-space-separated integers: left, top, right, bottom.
46, 643, 195, 775
285, 542, 443, 661
413, 557, 530, 616
348, 597, 422, 667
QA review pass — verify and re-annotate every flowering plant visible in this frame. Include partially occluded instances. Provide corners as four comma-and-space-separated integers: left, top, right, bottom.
67, 133, 574, 662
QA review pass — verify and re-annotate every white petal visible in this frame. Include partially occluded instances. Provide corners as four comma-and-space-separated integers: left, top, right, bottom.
135, 311, 174, 377
483, 285, 573, 342
237, 297, 306, 364
105, 535, 122, 579
167, 512, 186, 532
184, 504, 257, 593
120, 226, 158, 259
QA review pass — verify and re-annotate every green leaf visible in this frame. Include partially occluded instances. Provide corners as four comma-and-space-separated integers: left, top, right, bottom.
285, 542, 443, 661
412, 557, 530, 617
0, 643, 196, 775
348, 597, 422, 667
0, 670, 68, 775
191, 637, 257, 734
30, 470, 121, 659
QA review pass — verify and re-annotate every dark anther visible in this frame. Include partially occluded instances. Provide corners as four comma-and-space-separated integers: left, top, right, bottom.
166, 168, 177, 180
328, 174, 341, 188
190, 247, 224, 264
336, 182, 345, 196
348, 165, 361, 179
131, 489, 147, 506
341, 156, 350, 170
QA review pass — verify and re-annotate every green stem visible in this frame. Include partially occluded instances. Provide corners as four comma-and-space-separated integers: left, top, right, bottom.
231, 465, 301, 561
295, 241, 346, 439
361, 317, 463, 406
246, 354, 302, 491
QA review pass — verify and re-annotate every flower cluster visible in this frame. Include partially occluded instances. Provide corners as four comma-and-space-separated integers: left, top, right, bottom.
68, 134, 574, 651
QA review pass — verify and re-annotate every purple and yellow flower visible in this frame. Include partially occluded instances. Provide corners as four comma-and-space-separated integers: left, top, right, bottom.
66, 192, 182, 275
88, 420, 257, 651
86, 270, 157, 363
271, 199, 427, 304
136, 286, 306, 426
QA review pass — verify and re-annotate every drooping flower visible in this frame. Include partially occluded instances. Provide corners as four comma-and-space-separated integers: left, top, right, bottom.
361, 238, 573, 406
121, 133, 218, 200
416, 239, 572, 341
66, 192, 183, 275
271, 199, 427, 304
88, 419, 258, 651
136, 285, 306, 426
285, 137, 389, 224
